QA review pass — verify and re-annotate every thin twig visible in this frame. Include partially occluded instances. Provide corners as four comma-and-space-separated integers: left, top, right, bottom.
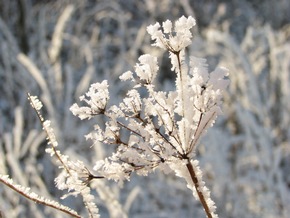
0, 175, 81, 218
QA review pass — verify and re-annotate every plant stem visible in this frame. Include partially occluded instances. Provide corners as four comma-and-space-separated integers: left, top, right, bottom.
186, 161, 213, 218
0, 175, 81, 218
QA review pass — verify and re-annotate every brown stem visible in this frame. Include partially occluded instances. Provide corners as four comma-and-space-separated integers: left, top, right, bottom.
186, 161, 213, 218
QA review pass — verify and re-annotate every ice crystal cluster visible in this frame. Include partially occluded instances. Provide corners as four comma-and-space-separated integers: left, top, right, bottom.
71, 16, 229, 218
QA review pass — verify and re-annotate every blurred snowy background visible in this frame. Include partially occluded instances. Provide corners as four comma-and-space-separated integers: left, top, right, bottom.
0, 0, 290, 217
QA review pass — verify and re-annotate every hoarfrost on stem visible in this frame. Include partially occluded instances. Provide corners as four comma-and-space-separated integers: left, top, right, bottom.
28, 94, 101, 218
71, 16, 229, 218
0, 174, 81, 218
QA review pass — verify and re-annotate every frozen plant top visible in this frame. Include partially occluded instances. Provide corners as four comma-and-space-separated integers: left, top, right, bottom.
70, 16, 229, 186
147, 16, 196, 52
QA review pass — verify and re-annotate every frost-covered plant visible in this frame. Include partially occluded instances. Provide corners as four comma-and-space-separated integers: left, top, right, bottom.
71, 16, 229, 218
1, 16, 228, 218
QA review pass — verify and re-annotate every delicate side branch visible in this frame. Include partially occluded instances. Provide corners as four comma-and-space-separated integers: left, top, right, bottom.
28, 93, 101, 218
0, 174, 81, 218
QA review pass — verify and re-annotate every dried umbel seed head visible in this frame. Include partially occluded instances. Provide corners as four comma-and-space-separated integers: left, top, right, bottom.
71, 16, 228, 218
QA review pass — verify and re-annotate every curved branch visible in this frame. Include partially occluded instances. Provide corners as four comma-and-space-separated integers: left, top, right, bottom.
0, 175, 81, 218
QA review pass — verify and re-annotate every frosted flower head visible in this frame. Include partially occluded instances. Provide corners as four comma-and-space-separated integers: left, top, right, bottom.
119, 71, 134, 81
135, 54, 159, 84
70, 81, 109, 120
147, 16, 196, 52
162, 20, 172, 33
